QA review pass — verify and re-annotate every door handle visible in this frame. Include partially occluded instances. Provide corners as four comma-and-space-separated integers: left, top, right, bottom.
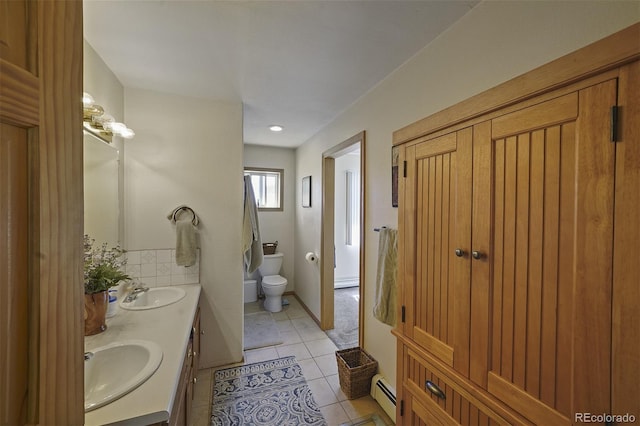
454, 248, 465, 257
425, 380, 446, 399
471, 250, 483, 260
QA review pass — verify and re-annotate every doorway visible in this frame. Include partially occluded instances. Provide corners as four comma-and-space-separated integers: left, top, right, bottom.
320, 131, 365, 349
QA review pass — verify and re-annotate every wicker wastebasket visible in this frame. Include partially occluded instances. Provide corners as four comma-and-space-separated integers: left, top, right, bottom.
336, 348, 378, 399
262, 241, 278, 255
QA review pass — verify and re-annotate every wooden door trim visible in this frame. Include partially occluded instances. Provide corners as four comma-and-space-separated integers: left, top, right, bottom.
320, 156, 335, 330
393, 23, 640, 145
320, 131, 365, 344
36, 1, 84, 423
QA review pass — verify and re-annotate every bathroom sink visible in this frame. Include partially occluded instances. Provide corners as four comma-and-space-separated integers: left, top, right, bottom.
84, 339, 163, 412
120, 286, 186, 310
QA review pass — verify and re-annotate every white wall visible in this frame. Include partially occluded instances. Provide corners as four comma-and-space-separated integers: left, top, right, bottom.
124, 88, 244, 368
334, 152, 360, 283
243, 144, 296, 292
294, 1, 639, 387
83, 40, 125, 245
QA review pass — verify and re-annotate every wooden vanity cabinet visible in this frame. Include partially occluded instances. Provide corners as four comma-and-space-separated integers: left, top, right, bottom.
393, 25, 639, 426
166, 307, 201, 426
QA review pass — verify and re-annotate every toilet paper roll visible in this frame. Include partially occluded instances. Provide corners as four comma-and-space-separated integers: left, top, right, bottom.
305, 252, 318, 263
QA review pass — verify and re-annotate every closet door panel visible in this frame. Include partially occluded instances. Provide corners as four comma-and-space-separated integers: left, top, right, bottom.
538, 126, 560, 408
553, 121, 577, 418
415, 148, 455, 365
485, 82, 616, 425
404, 129, 472, 370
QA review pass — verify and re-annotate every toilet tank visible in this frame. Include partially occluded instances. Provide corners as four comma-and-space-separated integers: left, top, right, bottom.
258, 252, 283, 276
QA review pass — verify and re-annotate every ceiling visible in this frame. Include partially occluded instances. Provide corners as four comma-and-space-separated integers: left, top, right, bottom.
83, 1, 477, 148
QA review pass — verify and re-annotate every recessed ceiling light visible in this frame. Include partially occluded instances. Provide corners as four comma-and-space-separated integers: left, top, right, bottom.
269, 125, 284, 132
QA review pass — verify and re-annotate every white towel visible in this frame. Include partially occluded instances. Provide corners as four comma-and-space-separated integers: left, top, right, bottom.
167, 205, 199, 266
175, 219, 197, 266
243, 176, 263, 273
373, 228, 398, 327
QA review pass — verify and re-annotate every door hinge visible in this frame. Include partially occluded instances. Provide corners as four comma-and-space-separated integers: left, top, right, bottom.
611, 105, 620, 142
401, 306, 406, 323
400, 399, 404, 416
403, 160, 407, 178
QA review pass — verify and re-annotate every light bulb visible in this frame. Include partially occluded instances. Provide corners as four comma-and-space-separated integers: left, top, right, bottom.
82, 92, 95, 107
109, 122, 127, 134
119, 128, 135, 139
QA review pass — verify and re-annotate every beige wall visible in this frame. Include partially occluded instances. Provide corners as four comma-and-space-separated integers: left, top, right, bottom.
84, 42, 245, 367
243, 144, 296, 292
294, 1, 639, 387
124, 88, 244, 368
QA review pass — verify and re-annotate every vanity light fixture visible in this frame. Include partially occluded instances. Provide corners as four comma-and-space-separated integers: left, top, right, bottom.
269, 125, 284, 132
83, 92, 135, 142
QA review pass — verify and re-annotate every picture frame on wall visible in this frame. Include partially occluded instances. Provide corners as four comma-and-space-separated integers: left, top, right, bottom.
392, 146, 399, 207
302, 175, 312, 208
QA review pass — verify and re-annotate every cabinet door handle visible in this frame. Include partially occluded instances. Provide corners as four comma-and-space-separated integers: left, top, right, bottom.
193, 377, 197, 384
471, 250, 483, 260
454, 248, 465, 257
425, 381, 446, 399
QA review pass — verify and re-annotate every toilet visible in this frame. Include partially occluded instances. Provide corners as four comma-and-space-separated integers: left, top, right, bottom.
258, 252, 288, 312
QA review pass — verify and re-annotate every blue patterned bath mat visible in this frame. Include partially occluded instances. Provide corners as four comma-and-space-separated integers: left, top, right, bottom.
211, 356, 327, 426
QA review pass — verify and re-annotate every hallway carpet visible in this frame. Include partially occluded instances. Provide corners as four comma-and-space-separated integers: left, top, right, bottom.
326, 287, 359, 350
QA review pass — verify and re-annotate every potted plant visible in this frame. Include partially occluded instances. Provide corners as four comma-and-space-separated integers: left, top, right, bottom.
84, 235, 130, 335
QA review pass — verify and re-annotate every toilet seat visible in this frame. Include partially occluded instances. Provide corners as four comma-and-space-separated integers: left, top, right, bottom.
262, 275, 287, 286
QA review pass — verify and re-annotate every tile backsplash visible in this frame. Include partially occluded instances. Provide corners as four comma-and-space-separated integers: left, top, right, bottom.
125, 249, 200, 287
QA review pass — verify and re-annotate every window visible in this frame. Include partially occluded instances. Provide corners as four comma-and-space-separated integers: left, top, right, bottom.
244, 167, 284, 211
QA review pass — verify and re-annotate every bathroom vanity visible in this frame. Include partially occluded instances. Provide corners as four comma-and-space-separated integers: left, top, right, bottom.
84, 284, 201, 426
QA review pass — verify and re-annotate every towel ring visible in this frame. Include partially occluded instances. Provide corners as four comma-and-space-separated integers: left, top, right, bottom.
172, 206, 197, 225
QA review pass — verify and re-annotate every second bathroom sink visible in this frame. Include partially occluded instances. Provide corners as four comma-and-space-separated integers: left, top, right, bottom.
120, 286, 186, 310
84, 339, 163, 412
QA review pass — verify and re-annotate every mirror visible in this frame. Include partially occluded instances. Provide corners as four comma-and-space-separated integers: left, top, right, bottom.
83, 131, 120, 247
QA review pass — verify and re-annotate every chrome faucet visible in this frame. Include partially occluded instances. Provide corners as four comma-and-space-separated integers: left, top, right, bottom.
124, 283, 149, 303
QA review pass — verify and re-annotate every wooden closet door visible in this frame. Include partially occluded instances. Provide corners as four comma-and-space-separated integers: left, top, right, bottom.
402, 128, 473, 372
471, 80, 617, 425
1, 1, 84, 423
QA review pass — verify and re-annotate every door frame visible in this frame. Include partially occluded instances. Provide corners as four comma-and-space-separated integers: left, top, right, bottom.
320, 131, 365, 347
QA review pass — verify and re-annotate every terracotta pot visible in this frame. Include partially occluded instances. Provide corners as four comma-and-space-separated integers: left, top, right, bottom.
84, 291, 108, 336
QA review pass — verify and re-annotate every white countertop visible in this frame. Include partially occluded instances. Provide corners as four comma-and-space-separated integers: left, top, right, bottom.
84, 284, 201, 426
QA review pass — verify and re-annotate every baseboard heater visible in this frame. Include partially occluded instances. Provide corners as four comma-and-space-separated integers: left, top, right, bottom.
370, 374, 396, 423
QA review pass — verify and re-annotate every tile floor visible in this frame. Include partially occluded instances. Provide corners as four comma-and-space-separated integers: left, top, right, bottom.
191, 297, 395, 426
